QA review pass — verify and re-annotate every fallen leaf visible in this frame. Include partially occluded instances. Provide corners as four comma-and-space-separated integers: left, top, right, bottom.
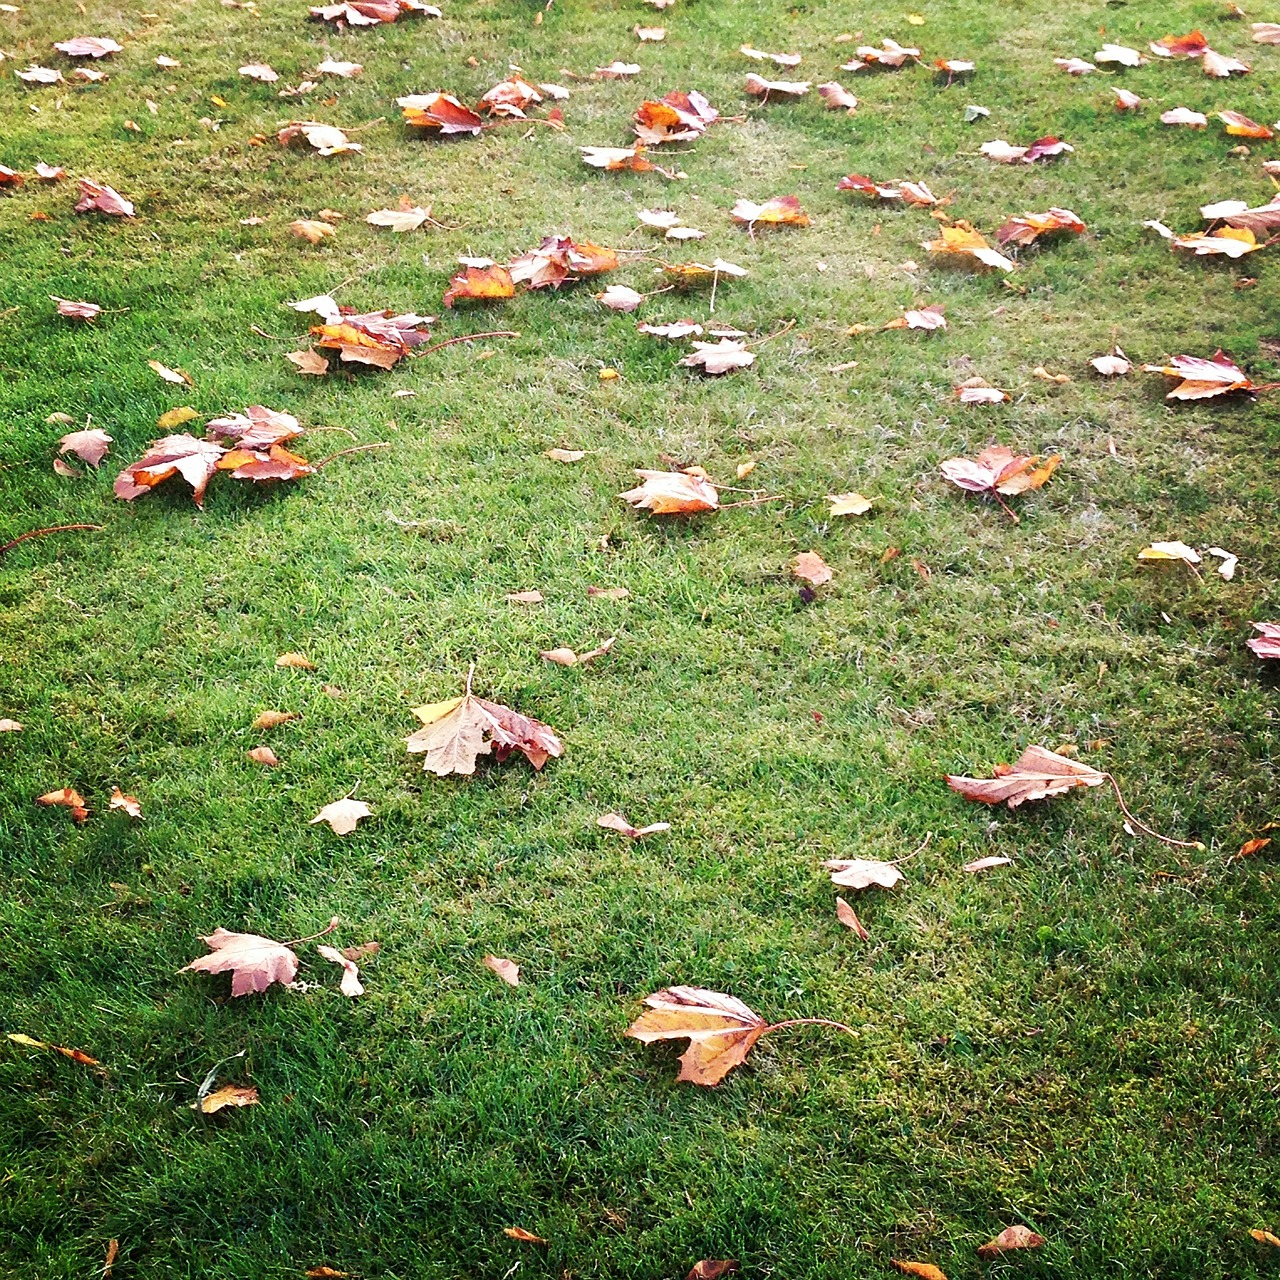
278, 121, 362, 155
366, 202, 433, 232
444, 263, 515, 307
1138, 540, 1201, 567
598, 285, 645, 312
891, 1263, 947, 1280
619, 469, 720, 514
744, 73, 812, 98
37, 788, 89, 822
247, 746, 280, 766
1202, 48, 1250, 76
7, 1032, 100, 1065
1055, 56, 1096, 75
977, 1226, 1047, 1259
1142, 351, 1256, 399
581, 143, 660, 173
731, 194, 809, 228
483, 955, 520, 986
828, 492, 873, 516
996, 207, 1085, 246
638, 319, 704, 340
595, 61, 641, 78
954, 378, 1011, 405
317, 944, 365, 996
291, 219, 337, 244
287, 348, 331, 375
253, 710, 298, 730
506, 589, 545, 604
823, 857, 904, 890
598, 812, 671, 838
1161, 106, 1209, 127
817, 81, 858, 111
1113, 87, 1143, 110
835, 897, 869, 938
740, 45, 802, 67
626, 986, 770, 1085
662, 259, 750, 287
35, 162, 66, 181
75, 178, 134, 217
935, 57, 975, 73
197, 1084, 260, 1113
1219, 110, 1273, 139
687, 1263, 738, 1280
108, 787, 142, 819
635, 24, 665, 40
1250, 1228, 1280, 1245
59, 428, 112, 467
941, 446, 1060, 498
316, 59, 362, 77
923, 222, 1014, 271
680, 340, 756, 375
1090, 346, 1131, 376
399, 91, 484, 135
55, 36, 123, 58
157, 406, 199, 430
963, 855, 1013, 872
588, 585, 630, 600
1237, 837, 1272, 858
946, 744, 1105, 809
633, 90, 718, 144
793, 551, 833, 586
407, 683, 564, 775
18, 66, 67, 84
1207, 546, 1238, 580
842, 38, 921, 71
103, 1239, 119, 1278
1150, 29, 1209, 58
540, 637, 616, 666
240, 63, 279, 82
0, 719, 22, 732
181, 929, 299, 996
1145, 219, 1263, 258
52, 296, 101, 321
310, 798, 372, 835
504, 1227, 547, 1244
1096, 42, 1145, 65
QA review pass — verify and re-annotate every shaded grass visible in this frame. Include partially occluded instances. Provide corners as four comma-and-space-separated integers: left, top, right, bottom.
2, 0, 1280, 1277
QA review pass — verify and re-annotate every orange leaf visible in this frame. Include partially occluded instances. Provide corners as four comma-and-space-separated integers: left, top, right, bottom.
36, 787, 90, 823
976, 1225, 1046, 1258
503, 1227, 547, 1244
626, 986, 770, 1085
947, 745, 1105, 809
793, 551, 833, 585
891, 1261, 948, 1280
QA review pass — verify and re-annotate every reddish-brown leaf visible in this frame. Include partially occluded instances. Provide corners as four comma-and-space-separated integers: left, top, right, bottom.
946, 745, 1106, 809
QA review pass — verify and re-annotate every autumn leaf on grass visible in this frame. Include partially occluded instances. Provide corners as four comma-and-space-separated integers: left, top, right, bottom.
196, 1085, 260, 1113
240, 63, 280, 82
1138, 540, 1202, 572
1248, 623, 1280, 659
504, 1227, 548, 1244
541, 637, 616, 666
1218, 110, 1273, 139
181, 929, 299, 996
686, 1263, 738, 1280
1144, 219, 1262, 259
953, 378, 1010, 405
662, 259, 750, 288
996, 207, 1085, 246
842, 38, 921, 71
1150, 29, 1210, 57
620, 469, 720, 515
407, 676, 564, 776
248, 745, 280, 766
941, 446, 1060, 509
823, 856, 904, 890
817, 81, 858, 111
598, 812, 671, 838
310, 798, 372, 835
508, 235, 619, 289
1114, 87, 1143, 110
7, 1033, 100, 1067
581, 144, 665, 175
838, 174, 937, 205
291, 218, 337, 244
479, 76, 543, 117
1090, 345, 1131, 376
108, 787, 142, 819
740, 45, 802, 67
923, 222, 1013, 272
981, 135, 1073, 164
949, 746, 1104, 808
1055, 56, 1096, 75
935, 57, 975, 75
399, 92, 483, 135
1142, 351, 1257, 399
311, 309, 432, 369
58, 427, 112, 467
54, 36, 122, 58
75, 178, 134, 217
598, 285, 645, 311
625, 987, 769, 1085
312, 0, 441, 28
19, 66, 68, 85
444, 263, 514, 307
835, 897, 870, 938
278, 121, 362, 155
1218, 200, 1280, 236
316, 59, 363, 77
828, 492, 874, 516
891, 1262, 947, 1280
112, 434, 226, 507
0, 719, 22, 732
36, 788, 89, 822
680, 340, 755, 375
977, 1226, 1046, 1258
366, 200, 433, 232
317, 944, 365, 995
793, 551, 833, 586
1202, 49, 1250, 76
52, 297, 101, 321
484, 955, 520, 986
633, 90, 718, 143
744, 73, 811, 98
881, 303, 947, 332
731, 195, 809, 229
964, 855, 1013, 872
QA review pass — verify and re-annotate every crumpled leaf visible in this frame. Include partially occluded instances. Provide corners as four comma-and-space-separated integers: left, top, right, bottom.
1219, 110, 1273, 139
1161, 106, 1208, 127
310, 798, 372, 835
946, 744, 1105, 810
504, 1227, 548, 1243
1055, 56, 1095, 75
744, 73, 812, 98
366, 202, 432, 232
108, 787, 143, 819
114, 434, 226, 508
981, 135, 1072, 164
1138, 539, 1201, 567
598, 285, 645, 312
686, 1262, 738, 1280
479, 76, 543, 117
1248, 623, 1280, 659
54, 36, 122, 58
444, 263, 514, 307
1202, 48, 1250, 77
963, 855, 1013, 872
1090, 346, 1131, 376
817, 81, 859, 111
181, 928, 299, 996
793, 551, 833, 585
1096, 42, 1145, 66
740, 45, 802, 66
75, 178, 134, 217
18, 65, 68, 84
662, 259, 749, 286
278, 121, 362, 155
197, 1084, 260, 1113
0, 719, 22, 732
540, 636, 615, 666
37, 788, 89, 822
838, 174, 936, 205
598, 812, 671, 838
996, 207, 1085, 246
923, 222, 1014, 271
399, 92, 484, 135
1144, 219, 1262, 258
891, 1263, 947, 1280
240, 63, 279, 82
52, 297, 102, 321
59, 427, 112, 467
842, 38, 921, 71
1142, 351, 1256, 399
311, 0, 439, 28
1219, 198, 1280, 236
941, 446, 1060, 497
633, 89, 718, 143
823, 857, 904, 890
626, 986, 769, 1085
620, 469, 720, 513
317, 944, 365, 995
976, 1226, 1046, 1259
594, 61, 641, 79
881, 303, 946, 331
508, 235, 618, 288
316, 59, 363, 77
311, 309, 432, 368
291, 218, 337, 244
407, 686, 564, 776
581, 143, 660, 173
835, 897, 870, 938
248, 745, 280, 766
828, 492, 873, 516
679, 340, 755, 375
1113, 87, 1143, 110
731, 195, 809, 228
483, 954, 521, 986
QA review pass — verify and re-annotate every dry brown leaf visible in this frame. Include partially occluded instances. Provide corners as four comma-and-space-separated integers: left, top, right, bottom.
108, 787, 142, 819
923, 222, 1014, 271
58, 427, 112, 468
197, 1084, 260, 1113
947, 745, 1105, 809
75, 179, 134, 216
0, 719, 22, 732
286, 348, 331, 375
977, 1226, 1046, 1258
1142, 351, 1256, 399
619, 469, 719, 514
828, 492, 873, 516
1090, 346, 1131, 376
1236, 837, 1271, 858
680, 340, 755, 375
744, 73, 812, 97
310, 798, 372, 835
103, 1239, 119, 1279
276, 652, 317, 670
181, 929, 299, 996
996, 207, 1085, 246
686, 1263, 738, 1280
626, 986, 770, 1085
963, 855, 1013, 872
941, 446, 1060, 499
544, 448, 585, 463
731, 195, 810, 227
317, 944, 365, 996
793, 551, 833, 586
891, 1262, 947, 1280
588, 585, 630, 600
253, 710, 298, 729
835, 897, 870, 938
598, 812, 672, 838
399, 91, 483, 134
484, 954, 521, 986
540, 637, 616, 666
407, 685, 564, 775
1250, 1229, 1280, 1246
823, 857, 904, 890
504, 1227, 547, 1244
247, 746, 280, 767
506, 589, 545, 605
52, 297, 101, 321
147, 360, 192, 386
291, 219, 337, 244
37, 788, 89, 823
1138, 540, 1201, 567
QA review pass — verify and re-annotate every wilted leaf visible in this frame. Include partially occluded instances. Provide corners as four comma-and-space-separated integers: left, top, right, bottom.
1090, 346, 1131, 376
953, 378, 1011, 405
504, 1227, 548, 1243
680, 340, 756, 375
317, 943, 365, 996
278, 121, 362, 155
828, 492, 873, 516
941, 446, 1060, 498
316, 59, 362, 77
407, 684, 564, 775
598, 812, 671, 838
181, 928, 299, 996
253, 710, 298, 729
686, 1263, 738, 1280
620, 469, 720, 513
598, 285, 645, 312
923, 222, 1014, 271
662, 259, 750, 287
835, 897, 870, 938
366, 203, 432, 232
817, 81, 858, 111
55, 36, 122, 58
7, 1032, 100, 1066
581, 143, 660, 173
793, 551, 833, 586
484, 954, 521, 986
287, 349, 331, 375
1055, 56, 1096, 75
1145, 219, 1262, 258
882, 303, 946, 331
311, 309, 432, 368
963, 855, 1013, 872
891, 1263, 947, 1280
633, 90, 718, 143
1248, 622, 1280, 659
399, 91, 483, 134
947, 744, 1105, 809
732, 195, 809, 228
823, 857, 904, 890
1219, 110, 1273, 139
18, 66, 67, 84
0, 719, 22, 732
1142, 351, 1256, 399
841, 38, 921, 71
108, 787, 142, 819
996, 207, 1085, 246
247, 745, 280, 767
240, 63, 279, 82
58, 427, 112, 467
310, 798, 372, 835
444, 263, 515, 307
1138, 540, 1201, 567
744, 73, 811, 97
75, 178, 134, 216
977, 1226, 1046, 1259
740, 45, 802, 67
1237, 837, 1272, 858
540, 636, 615, 666
588, 585, 630, 600
1113, 87, 1143, 109
197, 1084, 260, 1113
626, 986, 770, 1085
1202, 48, 1250, 76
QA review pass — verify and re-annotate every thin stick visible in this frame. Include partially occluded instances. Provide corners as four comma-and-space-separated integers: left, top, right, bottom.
718, 494, 788, 510
0, 523, 102, 557
745, 318, 797, 349
890, 831, 933, 865
709, 267, 719, 314
416, 330, 520, 356
1103, 773, 1205, 850
313, 442, 391, 469
283, 917, 340, 948
994, 492, 1021, 524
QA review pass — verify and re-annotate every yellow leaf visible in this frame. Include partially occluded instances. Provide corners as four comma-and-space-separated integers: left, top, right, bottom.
827, 492, 873, 516
158, 406, 199, 429
410, 695, 467, 726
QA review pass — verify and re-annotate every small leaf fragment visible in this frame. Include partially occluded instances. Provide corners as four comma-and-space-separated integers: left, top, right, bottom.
483, 954, 521, 986
309, 798, 372, 835
835, 897, 870, 938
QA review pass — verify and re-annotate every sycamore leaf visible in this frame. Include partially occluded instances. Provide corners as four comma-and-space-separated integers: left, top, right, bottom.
977, 1226, 1046, 1258
1150, 29, 1209, 58
311, 309, 432, 368
278, 121, 362, 155
626, 986, 769, 1085
52, 297, 101, 321
817, 81, 858, 111
935, 57, 975, 73
793, 551, 833, 585
483, 954, 521, 986
882, 304, 946, 331
662, 259, 749, 286
58, 428, 112, 467
633, 91, 718, 143
841, 38, 920, 71
828, 492, 873, 516
399, 91, 484, 135
407, 686, 564, 775
1219, 110, 1273, 139
946, 744, 1105, 809
444, 263, 514, 307
1161, 106, 1208, 127
1096, 42, 1145, 65
114, 434, 225, 508
744, 73, 812, 98
923, 222, 1014, 271
680, 340, 755, 375
108, 787, 142, 819
823, 857, 904, 890
996, 207, 1085, 246
1248, 622, 1280, 659
835, 897, 870, 938
287, 348, 331, 375
1141, 351, 1255, 399
953, 378, 1011, 404
941, 446, 1060, 497
598, 285, 645, 311
1113, 87, 1143, 110
619, 469, 720, 514
479, 76, 543, 116
1145, 220, 1262, 258
310, 798, 371, 834
731, 195, 809, 227
1220, 199, 1280, 236
197, 1084, 260, 1113
240, 63, 279, 82
1202, 48, 1249, 77
366, 204, 432, 232
75, 179, 134, 217
181, 928, 299, 996
18, 66, 67, 84
740, 45, 802, 67
317, 944, 365, 995
1055, 56, 1096, 75
598, 812, 672, 838
311, 0, 441, 28
54, 36, 122, 58
581, 144, 659, 173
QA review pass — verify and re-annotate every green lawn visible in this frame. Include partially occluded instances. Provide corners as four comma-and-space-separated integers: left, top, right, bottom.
3, 0, 1280, 1277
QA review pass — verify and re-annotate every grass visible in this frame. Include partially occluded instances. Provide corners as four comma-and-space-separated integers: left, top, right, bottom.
2, 0, 1280, 1276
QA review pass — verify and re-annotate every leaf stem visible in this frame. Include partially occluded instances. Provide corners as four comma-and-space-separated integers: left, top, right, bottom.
718, 494, 788, 510
890, 830, 933, 865
283, 917, 340, 948
313, 442, 391, 469
1102, 773, 1205, 850
0, 524, 103, 557
416, 330, 521, 356
763, 1017, 859, 1040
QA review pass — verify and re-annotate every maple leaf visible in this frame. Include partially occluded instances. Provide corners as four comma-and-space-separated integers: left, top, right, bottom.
891, 1263, 947, 1280
638, 319, 704, 340
399, 92, 484, 135
1248, 623, 1280, 659
662, 259, 750, 287
842, 38, 921, 71
310, 798, 372, 835
444, 263, 514, 307
817, 81, 859, 111
996, 207, 1085, 246
1145, 220, 1262, 258
626, 987, 770, 1085
953, 378, 1010, 405
196, 1084, 261, 1113
52, 297, 102, 321
407, 678, 564, 776
687, 1263, 738, 1280
947, 745, 1105, 809
114, 434, 226, 508
311, 0, 439, 27
620, 469, 720, 513
633, 97, 711, 144
287, 349, 331, 375
1202, 48, 1249, 76
1220, 199, 1280, 236
793, 551, 833, 585
731, 195, 809, 228
1138, 540, 1201, 568
680, 340, 756, 375
366, 203, 432, 232
479, 76, 542, 117
598, 812, 671, 838
108, 787, 143, 819
1219, 110, 1273, 139
1055, 56, 1096, 75
484, 955, 520, 986
1254, 22, 1280, 41
941, 447, 1060, 504
181, 928, 299, 996
823, 857, 904, 890
1151, 29, 1209, 57
1090, 346, 1131, 376
744, 73, 812, 98
1142, 351, 1256, 399
75, 178, 134, 217
740, 45, 802, 66
207, 405, 303, 449
58, 428, 112, 467
311, 310, 432, 368
278, 121, 361, 155
54, 36, 122, 58
581, 144, 661, 174
828, 492, 873, 516
317, 944, 365, 995
923, 222, 1013, 271
977, 1226, 1046, 1259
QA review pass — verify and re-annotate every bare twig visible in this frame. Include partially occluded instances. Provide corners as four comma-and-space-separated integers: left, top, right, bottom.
744, 318, 797, 349
890, 831, 933, 865
416, 330, 521, 356
313, 442, 391, 469
1103, 773, 1205, 850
